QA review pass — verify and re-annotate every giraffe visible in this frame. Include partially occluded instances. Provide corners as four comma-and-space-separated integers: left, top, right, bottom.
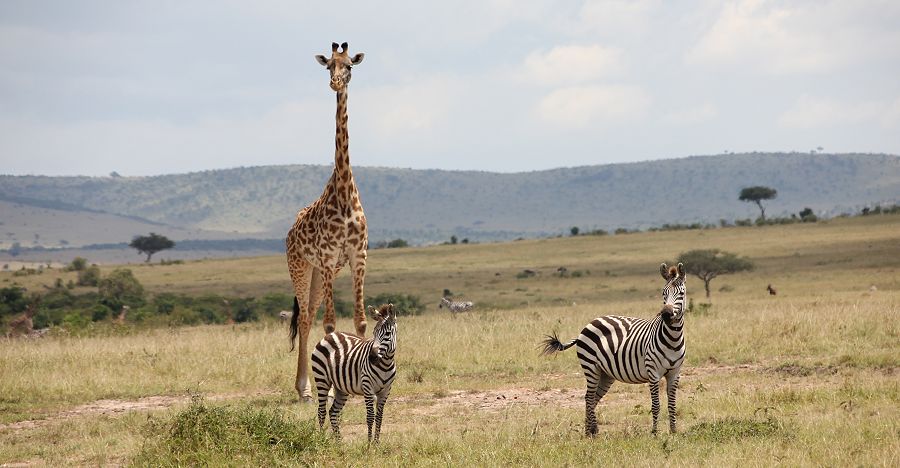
286, 42, 369, 402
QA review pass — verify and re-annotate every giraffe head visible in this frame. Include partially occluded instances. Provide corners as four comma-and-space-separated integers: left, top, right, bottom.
315, 42, 364, 92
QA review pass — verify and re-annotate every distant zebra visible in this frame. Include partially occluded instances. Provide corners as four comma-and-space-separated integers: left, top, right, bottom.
311, 303, 397, 442
439, 297, 474, 315
541, 263, 687, 436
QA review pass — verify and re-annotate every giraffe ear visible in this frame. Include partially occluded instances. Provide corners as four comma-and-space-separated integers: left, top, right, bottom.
315, 55, 328, 66
660, 263, 671, 280
350, 53, 364, 65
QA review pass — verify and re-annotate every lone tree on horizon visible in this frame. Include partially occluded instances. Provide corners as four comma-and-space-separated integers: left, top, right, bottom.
677, 249, 754, 299
129, 233, 175, 262
739, 186, 777, 220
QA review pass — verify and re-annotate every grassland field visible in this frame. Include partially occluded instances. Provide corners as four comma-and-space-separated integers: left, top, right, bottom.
0, 214, 898, 466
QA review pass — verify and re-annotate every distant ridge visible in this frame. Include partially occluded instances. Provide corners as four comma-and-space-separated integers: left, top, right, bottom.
1, 152, 898, 246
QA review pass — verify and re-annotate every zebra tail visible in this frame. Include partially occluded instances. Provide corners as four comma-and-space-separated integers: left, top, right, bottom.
539, 332, 577, 356
289, 296, 301, 351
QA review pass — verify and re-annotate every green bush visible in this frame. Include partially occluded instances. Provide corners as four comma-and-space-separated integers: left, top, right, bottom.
77, 265, 101, 286
66, 257, 88, 272
98, 268, 145, 310
366, 292, 424, 315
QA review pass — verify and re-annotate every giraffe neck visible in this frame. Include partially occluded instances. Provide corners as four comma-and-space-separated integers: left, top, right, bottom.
333, 89, 353, 190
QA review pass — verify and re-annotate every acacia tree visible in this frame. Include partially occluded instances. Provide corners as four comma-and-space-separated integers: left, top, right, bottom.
739, 186, 777, 220
677, 249, 754, 299
129, 233, 175, 262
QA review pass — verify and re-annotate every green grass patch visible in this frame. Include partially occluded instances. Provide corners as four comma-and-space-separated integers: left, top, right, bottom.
134, 398, 330, 466
685, 417, 784, 442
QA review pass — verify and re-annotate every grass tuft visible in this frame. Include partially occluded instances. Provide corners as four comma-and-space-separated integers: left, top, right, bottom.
134, 397, 329, 466
685, 417, 783, 442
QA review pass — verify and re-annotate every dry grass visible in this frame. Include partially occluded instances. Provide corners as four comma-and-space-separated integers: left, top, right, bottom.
1, 214, 899, 466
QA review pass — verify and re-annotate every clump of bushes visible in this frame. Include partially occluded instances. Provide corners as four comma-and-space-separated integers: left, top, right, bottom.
365, 292, 424, 315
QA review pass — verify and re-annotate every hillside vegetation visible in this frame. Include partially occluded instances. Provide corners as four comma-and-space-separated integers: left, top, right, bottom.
2, 152, 898, 246
0, 214, 897, 466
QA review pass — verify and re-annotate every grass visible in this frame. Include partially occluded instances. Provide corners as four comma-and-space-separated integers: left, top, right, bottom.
1, 214, 899, 466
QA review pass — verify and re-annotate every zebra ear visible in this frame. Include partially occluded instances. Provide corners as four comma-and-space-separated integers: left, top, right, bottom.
386, 303, 394, 317
660, 263, 671, 280
677, 262, 686, 279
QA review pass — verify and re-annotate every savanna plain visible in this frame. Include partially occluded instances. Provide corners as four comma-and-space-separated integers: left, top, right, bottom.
1, 215, 898, 466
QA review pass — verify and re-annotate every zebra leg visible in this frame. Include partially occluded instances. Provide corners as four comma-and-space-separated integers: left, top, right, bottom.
314, 379, 330, 430
583, 371, 602, 436
666, 372, 680, 433
649, 380, 661, 435
328, 390, 349, 438
364, 392, 376, 443
373, 387, 391, 443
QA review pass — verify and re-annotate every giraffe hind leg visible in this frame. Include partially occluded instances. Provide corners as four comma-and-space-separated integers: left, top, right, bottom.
288, 259, 315, 402
320, 269, 338, 334
307, 268, 327, 332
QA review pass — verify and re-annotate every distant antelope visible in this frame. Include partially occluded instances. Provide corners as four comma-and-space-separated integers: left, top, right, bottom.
6, 302, 38, 338
439, 297, 474, 315
115, 305, 130, 325
767, 284, 777, 296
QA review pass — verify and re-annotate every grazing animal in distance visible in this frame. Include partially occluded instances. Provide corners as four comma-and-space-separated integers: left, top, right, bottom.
767, 284, 777, 296
541, 262, 687, 436
115, 305, 129, 325
311, 303, 397, 442
287, 42, 369, 402
439, 297, 474, 315
279, 310, 291, 324
6, 301, 38, 338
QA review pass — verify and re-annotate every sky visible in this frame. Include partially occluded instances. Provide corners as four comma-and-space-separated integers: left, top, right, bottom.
1, 0, 899, 176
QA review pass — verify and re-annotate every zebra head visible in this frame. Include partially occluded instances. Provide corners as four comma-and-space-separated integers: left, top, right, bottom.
659, 262, 687, 323
369, 303, 397, 361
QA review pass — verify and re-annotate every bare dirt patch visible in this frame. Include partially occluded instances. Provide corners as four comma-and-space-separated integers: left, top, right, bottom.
0, 391, 277, 433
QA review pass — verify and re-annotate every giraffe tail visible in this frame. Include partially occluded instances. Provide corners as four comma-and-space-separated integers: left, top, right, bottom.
539, 332, 578, 356
289, 296, 301, 351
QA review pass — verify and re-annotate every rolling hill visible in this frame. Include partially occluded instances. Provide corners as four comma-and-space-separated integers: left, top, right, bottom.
1, 152, 898, 251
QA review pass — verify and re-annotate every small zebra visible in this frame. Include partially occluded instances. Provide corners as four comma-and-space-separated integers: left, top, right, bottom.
311, 303, 397, 442
541, 263, 687, 436
439, 297, 474, 315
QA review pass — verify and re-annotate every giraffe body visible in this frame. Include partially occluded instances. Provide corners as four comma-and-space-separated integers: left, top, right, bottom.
287, 42, 368, 402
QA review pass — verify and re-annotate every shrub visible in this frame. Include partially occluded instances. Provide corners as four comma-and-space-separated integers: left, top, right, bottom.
66, 257, 88, 272
98, 268, 145, 310
386, 239, 408, 248
366, 293, 424, 315
77, 265, 101, 286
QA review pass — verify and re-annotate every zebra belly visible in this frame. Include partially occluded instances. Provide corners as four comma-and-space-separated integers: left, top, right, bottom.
579, 317, 652, 384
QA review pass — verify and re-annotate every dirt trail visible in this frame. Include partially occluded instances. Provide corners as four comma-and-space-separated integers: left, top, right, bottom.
0, 365, 761, 433
0, 391, 277, 432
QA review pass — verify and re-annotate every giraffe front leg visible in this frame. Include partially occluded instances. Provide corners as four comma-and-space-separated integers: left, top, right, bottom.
666, 372, 681, 433
349, 251, 368, 337
649, 380, 661, 435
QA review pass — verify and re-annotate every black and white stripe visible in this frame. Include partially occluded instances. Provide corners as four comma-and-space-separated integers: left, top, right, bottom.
311, 303, 397, 442
541, 262, 687, 436
439, 297, 474, 314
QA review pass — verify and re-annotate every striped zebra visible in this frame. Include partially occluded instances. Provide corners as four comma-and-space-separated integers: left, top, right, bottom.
311, 303, 397, 442
439, 297, 474, 314
541, 263, 687, 436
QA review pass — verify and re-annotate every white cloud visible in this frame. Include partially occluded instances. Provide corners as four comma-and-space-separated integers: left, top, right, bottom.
355, 77, 463, 139
574, 0, 660, 37
663, 103, 718, 125
536, 84, 651, 127
687, 0, 900, 74
521, 44, 624, 86
777, 95, 899, 129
